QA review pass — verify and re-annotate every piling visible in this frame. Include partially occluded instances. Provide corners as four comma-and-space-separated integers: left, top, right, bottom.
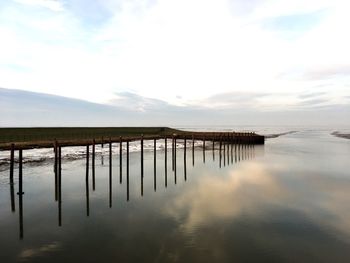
154, 138, 156, 192
92, 139, 95, 191
174, 137, 177, 185
141, 134, 144, 178
164, 136, 168, 188
58, 146, 62, 227
109, 138, 112, 208
119, 136, 122, 184
184, 137, 187, 181
203, 137, 206, 163
192, 134, 195, 167
127, 140, 129, 201
18, 149, 23, 239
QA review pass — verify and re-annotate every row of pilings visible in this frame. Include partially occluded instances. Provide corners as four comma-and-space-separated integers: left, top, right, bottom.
6, 131, 262, 240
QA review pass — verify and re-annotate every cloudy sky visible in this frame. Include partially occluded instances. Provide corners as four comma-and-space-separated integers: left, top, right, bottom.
0, 0, 349, 126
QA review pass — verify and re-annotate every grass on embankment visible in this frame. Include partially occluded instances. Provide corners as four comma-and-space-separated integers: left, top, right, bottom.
0, 127, 183, 144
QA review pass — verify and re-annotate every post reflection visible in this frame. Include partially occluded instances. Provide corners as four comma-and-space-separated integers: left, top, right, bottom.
10, 139, 259, 240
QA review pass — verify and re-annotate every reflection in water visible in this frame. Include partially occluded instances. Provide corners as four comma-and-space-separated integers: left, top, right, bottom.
4, 132, 350, 262
8, 139, 256, 240
165, 162, 282, 232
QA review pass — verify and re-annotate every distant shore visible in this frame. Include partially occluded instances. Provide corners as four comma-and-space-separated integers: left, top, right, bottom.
332, 131, 350, 140
265, 131, 298, 139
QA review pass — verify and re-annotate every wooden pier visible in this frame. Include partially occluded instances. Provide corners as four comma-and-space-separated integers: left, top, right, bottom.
1, 127, 263, 240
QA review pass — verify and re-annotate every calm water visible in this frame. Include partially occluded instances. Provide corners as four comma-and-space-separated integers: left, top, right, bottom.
1, 130, 350, 262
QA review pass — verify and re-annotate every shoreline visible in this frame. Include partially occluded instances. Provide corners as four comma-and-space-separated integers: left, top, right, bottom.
331, 131, 350, 140
264, 131, 298, 139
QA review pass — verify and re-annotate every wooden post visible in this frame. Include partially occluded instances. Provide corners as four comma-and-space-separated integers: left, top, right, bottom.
219, 136, 222, 168
127, 140, 129, 201
192, 134, 195, 167
174, 136, 177, 184
18, 149, 24, 239
212, 136, 215, 161
109, 138, 112, 208
223, 137, 226, 167
92, 139, 95, 191
54, 141, 58, 201
184, 137, 187, 181
10, 143, 15, 212
119, 136, 122, 184
227, 134, 230, 166
141, 134, 144, 178
231, 133, 234, 164
154, 138, 156, 192
101, 136, 104, 148
203, 137, 205, 163
58, 146, 62, 227
10, 144, 16, 212
165, 136, 168, 188
172, 134, 175, 171
86, 145, 89, 181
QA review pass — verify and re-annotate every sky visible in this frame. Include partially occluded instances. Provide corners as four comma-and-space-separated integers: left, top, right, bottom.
0, 0, 349, 126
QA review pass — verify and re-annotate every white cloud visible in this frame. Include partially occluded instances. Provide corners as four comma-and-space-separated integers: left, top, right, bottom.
14, 0, 64, 11
0, 0, 349, 110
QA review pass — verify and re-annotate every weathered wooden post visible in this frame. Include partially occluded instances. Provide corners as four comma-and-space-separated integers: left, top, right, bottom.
231, 133, 234, 164
184, 137, 187, 181
174, 136, 177, 184
212, 136, 215, 161
10, 143, 15, 210
109, 138, 112, 208
154, 138, 157, 192
141, 134, 144, 178
92, 139, 95, 191
18, 149, 24, 239
10, 144, 15, 212
223, 135, 226, 167
172, 134, 175, 171
86, 145, 89, 180
127, 140, 129, 201
119, 136, 122, 184
58, 146, 62, 227
165, 136, 168, 188
192, 134, 195, 167
203, 137, 206, 163
219, 136, 222, 168
54, 141, 58, 201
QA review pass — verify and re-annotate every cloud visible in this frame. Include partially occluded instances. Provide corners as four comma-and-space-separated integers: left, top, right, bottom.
14, 0, 64, 11
302, 65, 350, 80
298, 92, 327, 99
262, 9, 327, 33
109, 92, 171, 112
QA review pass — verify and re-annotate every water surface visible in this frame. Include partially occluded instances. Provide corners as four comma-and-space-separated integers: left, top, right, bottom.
0, 131, 350, 262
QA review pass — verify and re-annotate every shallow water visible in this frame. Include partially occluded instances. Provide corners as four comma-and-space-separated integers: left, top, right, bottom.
0, 131, 350, 262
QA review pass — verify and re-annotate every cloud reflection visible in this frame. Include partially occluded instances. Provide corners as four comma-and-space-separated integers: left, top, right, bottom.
18, 242, 61, 261
164, 163, 284, 232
